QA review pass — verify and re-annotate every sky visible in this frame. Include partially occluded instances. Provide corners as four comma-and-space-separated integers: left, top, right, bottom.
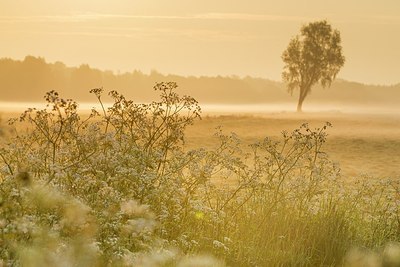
0, 0, 399, 85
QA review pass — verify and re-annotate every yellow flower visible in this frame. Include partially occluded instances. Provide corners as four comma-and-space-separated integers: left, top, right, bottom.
195, 211, 204, 220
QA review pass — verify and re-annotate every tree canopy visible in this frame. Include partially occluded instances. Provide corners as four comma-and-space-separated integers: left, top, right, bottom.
282, 20, 345, 112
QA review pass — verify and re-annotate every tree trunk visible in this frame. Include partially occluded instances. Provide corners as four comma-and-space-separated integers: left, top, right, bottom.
297, 98, 304, 112
297, 87, 307, 112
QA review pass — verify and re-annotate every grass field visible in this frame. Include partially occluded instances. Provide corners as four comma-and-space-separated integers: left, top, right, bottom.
1, 95, 400, 266
185, 111, 400, 180
2, 109, 400, 180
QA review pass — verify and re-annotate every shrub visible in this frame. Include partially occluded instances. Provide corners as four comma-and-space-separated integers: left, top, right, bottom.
0, 82, 399, 266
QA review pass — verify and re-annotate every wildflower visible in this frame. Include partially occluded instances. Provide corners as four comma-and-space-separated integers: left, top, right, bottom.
195, 211, 204, 220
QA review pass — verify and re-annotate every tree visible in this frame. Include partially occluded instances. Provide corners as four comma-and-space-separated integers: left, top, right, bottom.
282, 20, 345, 112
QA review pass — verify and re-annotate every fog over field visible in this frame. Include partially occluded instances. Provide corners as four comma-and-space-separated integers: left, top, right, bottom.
2, 101, 400, 115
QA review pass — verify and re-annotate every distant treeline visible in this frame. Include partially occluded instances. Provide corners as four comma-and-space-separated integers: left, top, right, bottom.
0, 56, 399, 105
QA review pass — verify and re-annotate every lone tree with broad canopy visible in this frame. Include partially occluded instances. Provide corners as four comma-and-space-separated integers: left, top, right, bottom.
282, 20, 345, 112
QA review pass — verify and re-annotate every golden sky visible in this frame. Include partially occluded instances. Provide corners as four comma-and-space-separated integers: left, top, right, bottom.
0, 0, 399, 85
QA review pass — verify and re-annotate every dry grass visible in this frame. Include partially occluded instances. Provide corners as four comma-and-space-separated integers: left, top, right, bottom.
185, 112, 400, 180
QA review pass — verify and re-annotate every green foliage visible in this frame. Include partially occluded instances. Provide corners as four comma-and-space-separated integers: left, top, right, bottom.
282, 20, 345, 111
1, 83, 399, 266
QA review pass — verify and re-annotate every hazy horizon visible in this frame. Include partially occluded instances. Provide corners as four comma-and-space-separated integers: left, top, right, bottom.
3, 54, 400, 86
2, 101, 400, 116
1, 1, 400, 85
2, 55, 400, 87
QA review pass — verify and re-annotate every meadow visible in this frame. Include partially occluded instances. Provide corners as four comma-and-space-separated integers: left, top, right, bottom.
186, 112, 400, 180
1, 84, 400, 266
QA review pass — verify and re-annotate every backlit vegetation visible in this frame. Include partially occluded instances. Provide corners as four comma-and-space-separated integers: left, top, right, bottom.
1, 82, 399, 266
